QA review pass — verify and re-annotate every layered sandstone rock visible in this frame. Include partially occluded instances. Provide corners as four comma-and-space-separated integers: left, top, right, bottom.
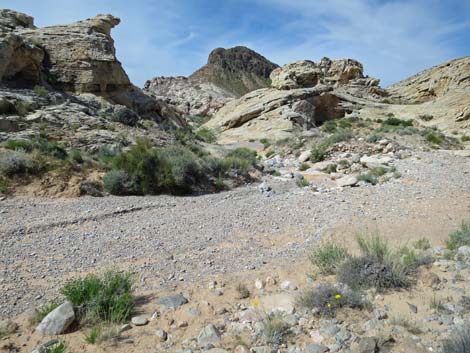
18, 14, 131, 93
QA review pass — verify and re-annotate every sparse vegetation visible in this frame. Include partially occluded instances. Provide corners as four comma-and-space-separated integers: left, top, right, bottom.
413, 237, 431, 250
382, 117, 413, 127
0, 150, 43, 177
49, 341, 67, 353
299, 163, 310, 171
61, 270, 134, 325
196, 127, 217, 143
462, 135, 470, 142
309, 242, 349, 275
322, 163, 337, 174
260, 312, 290, 345
33, 301, 62, 324
110, 108, 139, 126
425, 132, 444, 145
389, 315, 423, 334
34, 85, 49, 97
236, 283, 250, 299
446, 221, 470, 250
296, 283, 365, 316
296, 179, 310, 188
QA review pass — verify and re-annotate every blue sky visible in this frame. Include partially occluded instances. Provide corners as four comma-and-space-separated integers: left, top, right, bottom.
4, 0, 470, 87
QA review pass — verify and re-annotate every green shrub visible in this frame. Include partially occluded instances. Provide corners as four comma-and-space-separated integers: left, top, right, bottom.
338, 119, 352, 129
196, 127, 217, 143
462, 135, 470, 142
356, 233, 390, 260
0, 177, 8, 194
296, 179, 310, 188
265, 150, 276, 158
310, 143, 328, 163
260, 138, 271, 148
309, 242, 349, 275
103, 170, 134, 196
4, 139, 33, 152
299, 163, 310, 171
322, 120, 337, 133
70, 149, 84, 164
49, 341, 67, 353
447, 222, 470, 250
425, 132, 444, 145
61, 271, 134, 324
296, 283, 365, 316
110, 108, 139, 126
226, 147, 258, 164
338, 159, 350, 168
34, 85, 49, 97
442, 323, 470, 353
260, 312, 290, 345
413, 238, 431, 250
0, 151, 42, 176
419, 114, 434, 122
174, 127, 196, 145
382, 117, 413, 127
357, 172, 378, 185
14, 100, 35, 116
85, 326, 120, 344
236, 283, 250, 299
323, 163, 337, 174
326, 129, 353, 144
367, 133, 383, 143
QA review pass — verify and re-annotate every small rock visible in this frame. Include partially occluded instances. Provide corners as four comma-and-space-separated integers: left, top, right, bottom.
298, 150, 311, 162
131, 316, 148, 326
197, 324, 220, 345
280, 280, 297, 290
255, 279, 265, 289
156, 329, 168, 342
374, 309, 388, 320
305, 343, 329, 353
157, 294, 188, 308
336, 175, 358, 187
119, 324, 132, 333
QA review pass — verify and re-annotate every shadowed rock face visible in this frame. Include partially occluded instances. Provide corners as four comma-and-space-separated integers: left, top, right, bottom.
18, 14, 131, 93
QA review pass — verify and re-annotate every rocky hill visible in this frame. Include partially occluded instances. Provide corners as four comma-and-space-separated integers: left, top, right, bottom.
144, 46, 278, 117
204, 56, 470, 143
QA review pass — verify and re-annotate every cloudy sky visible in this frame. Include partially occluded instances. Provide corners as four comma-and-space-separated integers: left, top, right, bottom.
4, 0, 469, 87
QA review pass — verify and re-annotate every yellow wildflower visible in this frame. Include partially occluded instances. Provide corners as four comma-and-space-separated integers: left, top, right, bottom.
253, 300, 260, 307
335, 294, 342, 300
327, 303, 332, 308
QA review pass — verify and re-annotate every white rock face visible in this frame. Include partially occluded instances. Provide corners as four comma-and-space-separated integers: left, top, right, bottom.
336, 175, 358, 187
36, 301, 75, 336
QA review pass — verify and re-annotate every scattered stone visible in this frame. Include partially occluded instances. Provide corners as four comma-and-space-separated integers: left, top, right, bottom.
119, 324, 132, 333
255, 278, 265, 289
131, 316, 148, 326
305, 343, 329, 353
197, 324, 221, 345
336, 175, 358, 187
36, 301, 75, 336
156, 329, 168, 342
298, 150, 311, 162
157, 294, 188, 309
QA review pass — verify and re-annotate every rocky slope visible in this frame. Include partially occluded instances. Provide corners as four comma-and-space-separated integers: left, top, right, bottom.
203, 58, 386, 143
144, 46, 278, 117
204, 56, 470, 143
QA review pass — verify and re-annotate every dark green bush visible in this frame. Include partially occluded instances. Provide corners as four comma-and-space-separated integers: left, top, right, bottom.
70, 149, 84, 164
4, 139, 33, 152
425, 132, 444, 145
34, 85, 49, 97
310, 143, 328, 163
323, 163, 337, 174
382, 117, 413, 127
447, 222, 470, 250
196, 127, 217, 143
111, 108, 139, 126
103, 170, 134, 196
322, 120, 337, 133
61, 271, 134, 324
296, 283, 365, 316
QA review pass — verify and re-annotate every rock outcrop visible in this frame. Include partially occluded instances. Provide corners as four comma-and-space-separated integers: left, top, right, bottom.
204, 57, 384, 143
144, 46, 278, 117
18, 14, 131, 94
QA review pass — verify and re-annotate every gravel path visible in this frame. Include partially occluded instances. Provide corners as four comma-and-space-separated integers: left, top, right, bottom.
1, 150, 469, 319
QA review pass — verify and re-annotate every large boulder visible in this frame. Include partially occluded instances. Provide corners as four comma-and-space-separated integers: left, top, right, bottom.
19, 14, 131, 93
35, 301, 75, 336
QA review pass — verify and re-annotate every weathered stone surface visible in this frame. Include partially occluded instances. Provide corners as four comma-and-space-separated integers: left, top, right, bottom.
336, 175, 358, 187
157, 293, 188, 308
35, 301, 75, 336
0, 9, 35, 31
19, 14, 131, 93
197, 324, 221, 344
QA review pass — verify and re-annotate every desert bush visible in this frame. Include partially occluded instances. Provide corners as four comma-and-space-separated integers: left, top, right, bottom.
425, 132, 444, 145
442, 323, 470, 353
260, 312, 290, 345
357, 166, 390, 185
413, 238, 431, 250
382, 117, 413, 127
70, 149, 84, 164
419, 114, 434, 121
447, 222, 470, 250
110, 108, 139, 126
323, 163, 337, 174
0, 151, 42, 176
4, 139, 34, 152
220, 148, 258, 176
462, 135, 470, 142
310, 143, 328, 162
309, 242, 349, 275
299, 163, 310, 171
338, 119, 352, 129
85, 326, 120, 344
48, 341, 67, 353
196, 127, 217, 143
0, 177, 8, 194
34, 85, 49, 97
103, 170, 134, 196
236, 283, 250, 299
61, 271, 134, 324
296, 283, 365, 316
326, 129, 353, 144
296, 179, 310, 188
337, 256, 410, 291
260, 138, 271, 148
322, 120, 337, 133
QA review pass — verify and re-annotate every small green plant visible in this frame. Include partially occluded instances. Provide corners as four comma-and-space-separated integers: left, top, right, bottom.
442, 323, 470, 353
413, 238, 431, 250
260, 138, 271, 148
0, 177, 8, 194
462, 135, 470, 142
321, 120, 337, 133
296, 179, 310, 188
4, 139, 34, 152
382, 117, 413, 127
49, 341, 67, 353
389, 315, 422, 334
296, 283, 365, 316
236, 283, 250, 299
322, 163, 337, 174
299, 163, 310, 171
85, 326, 118, 344
425, 132, 444, 145
61, 271, 134, 325
309, 242, 349, 275
69, 149, 84, 164
446, 222, 470, 250
419, 114, 434, 122
338, 119, 352, 129
103, 170, 134, 196
260, 312, 290, 345
310, 143, 328, 162
327, 129, 353, 144
265, 150, 276, 158
338, 159, 350, 168
196, 127, 217, 143
110, 108, 139, 126
85, 326, 100, 344
34, 85, 49, 97
0, 151, 43, 177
